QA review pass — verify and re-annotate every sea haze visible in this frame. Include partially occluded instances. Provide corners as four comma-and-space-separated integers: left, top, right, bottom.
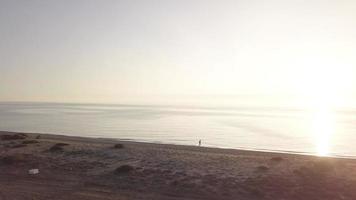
0, 102, 355, 157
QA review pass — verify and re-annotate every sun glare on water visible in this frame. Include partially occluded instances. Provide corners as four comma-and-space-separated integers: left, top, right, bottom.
305, 89, 338, 157
311, 107, 335, 156
296, 61, 353, 157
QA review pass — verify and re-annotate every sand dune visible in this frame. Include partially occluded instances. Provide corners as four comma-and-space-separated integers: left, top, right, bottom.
1, 131, 356, 200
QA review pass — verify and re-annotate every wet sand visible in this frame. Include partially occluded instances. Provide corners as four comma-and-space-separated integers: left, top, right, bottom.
1, 131, 356, 200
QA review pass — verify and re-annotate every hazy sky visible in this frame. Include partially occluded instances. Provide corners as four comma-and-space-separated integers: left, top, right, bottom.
1, 0, 355, 105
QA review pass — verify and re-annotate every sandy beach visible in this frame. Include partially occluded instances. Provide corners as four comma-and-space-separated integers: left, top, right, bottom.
1, 131, 356, 200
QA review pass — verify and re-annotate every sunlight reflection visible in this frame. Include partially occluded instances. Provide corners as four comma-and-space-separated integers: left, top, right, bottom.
311, 107, 334, 156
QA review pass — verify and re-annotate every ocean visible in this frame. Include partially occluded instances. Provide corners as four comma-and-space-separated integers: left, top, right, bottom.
1, 102, 355, 157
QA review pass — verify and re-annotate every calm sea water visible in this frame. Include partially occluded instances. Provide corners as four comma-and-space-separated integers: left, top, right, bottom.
1, 102, 356, 157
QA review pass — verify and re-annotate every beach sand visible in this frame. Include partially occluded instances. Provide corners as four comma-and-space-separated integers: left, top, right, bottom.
1, 131, 356, 200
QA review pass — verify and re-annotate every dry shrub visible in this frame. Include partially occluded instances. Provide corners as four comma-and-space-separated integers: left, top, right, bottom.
271, 157, 283, 162
11, 144, 27, 148
22, 140, 40, 144
0, 154, 25, 165
54, 143, 69, 147
113, 144, 124, 149
115, 165, 134, 174
49, 143, 69, 152
256, 165, 269, 172
0, 133, 27, 140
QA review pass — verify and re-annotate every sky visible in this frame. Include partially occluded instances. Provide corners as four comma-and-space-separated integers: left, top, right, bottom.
1, 0, 356, 106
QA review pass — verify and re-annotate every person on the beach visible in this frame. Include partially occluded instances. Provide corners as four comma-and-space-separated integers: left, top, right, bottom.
199, 139, 201, 146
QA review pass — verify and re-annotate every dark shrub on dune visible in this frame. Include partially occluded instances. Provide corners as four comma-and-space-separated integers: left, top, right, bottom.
115, 165, 134, 174
293, 166, 309, 176
11, 144, 27, 148
49, 145, 64, 152
113, 144, 124, 149
0, 156, 17, 165
22, 140, 39, 144
55, 143, 69, 147
49, 143, 69, 152
0, 133, 27, 140
271, 157, 283, 162
256, 165, 269, 172
0, 155, 25, 165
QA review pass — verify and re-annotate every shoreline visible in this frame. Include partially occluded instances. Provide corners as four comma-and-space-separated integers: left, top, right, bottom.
1, 130, 356, 199
1, 130, 354, 160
